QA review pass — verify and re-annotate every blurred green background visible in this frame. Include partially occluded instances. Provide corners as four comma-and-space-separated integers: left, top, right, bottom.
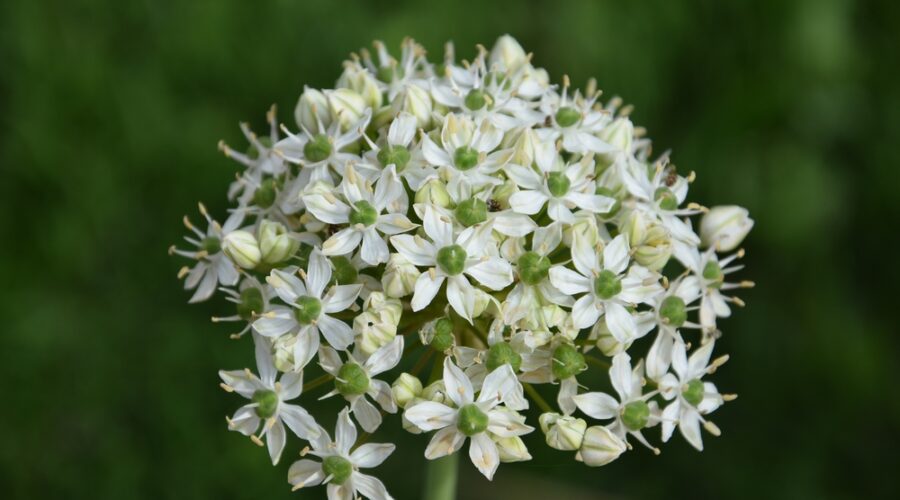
2, 0, 899, 498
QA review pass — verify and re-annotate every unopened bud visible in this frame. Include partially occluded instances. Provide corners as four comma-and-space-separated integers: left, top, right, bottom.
540, 412, 587, 451
700, 205, 754, 252
576, 425, 627, 466
223, 230, 261, 269
391, 373, 423, 409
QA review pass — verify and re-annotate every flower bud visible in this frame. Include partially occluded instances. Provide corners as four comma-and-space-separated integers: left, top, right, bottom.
471, 288, 493, 319
494, 436, 532, 462
506, 127, 541, 167
598, 117, 634, 153
294, 87, 331, 133
354, 292, 402, 354
576, 425, 627, 466
272, 334, 297, 372
540, 413, 587, 451
392, 84, 432, 128
258, 220, 299, 265
700, 205, 754, 252
337, 64, 383, 109
592, 320, 627, 356
422, 380, 449, 405
382, 254, 420, 298
414, 179, 452, 208
222, 230, 261, 269
391, 373, 423, 409
490, 35, 527, 72
326, 88, 367, 132
563, 210, 600, 249
491, 179, 518, 209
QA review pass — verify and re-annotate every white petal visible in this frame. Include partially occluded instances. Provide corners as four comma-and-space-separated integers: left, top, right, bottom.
335, 408, 358, 456
466, 257, 513, 290
353, 472, 393, 500
567, 192, 616, 213
404, 401, 458, 431
317, 345, 343, 375
322, 284, 363, 313
476, 364, 520, 409
306, 250, 332, 298
679, 409, 704, 451
267, 419, 287, 465
317, 315, 354, 350
252, 307, 297, 338
504, 164, 543, 190
364, 336, 404, 377
390, 234, 437, 266
660, 401, 680, 442
549, 266, 591, 295
411, 272, 445, 312
375, 213, 417, 235
388, 112, 417, 146
281, 404, 319, 440
252, 332, 276, 387
557, 376, 578, 416
603, 235, 630, 275
424, 426, 466, 459
279, 370, 304, 400
352, 396, 383, 433
321, 228, 362, 256
509, 190, 548, 215
609, 353, 634, 401
489, 211, 537, 237
361, 229, 390, 265
443, 356, 474, 407
288, 459, 325, 489
293, 326, 320, 370
469, 433, 500, 480
423, 204, 454, 247
350, 443, 396, 469
573, 392, 620, 420
446, 275, 476, 323
688, 340, 716, 379
267, 268, 306, 303
605, 302, 638, 344
368, 379, 397, 413
570, 294, 602, 329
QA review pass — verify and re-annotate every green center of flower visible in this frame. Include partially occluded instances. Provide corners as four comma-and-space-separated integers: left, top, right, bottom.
517, 251, 551, 286
593, 270, 622, 300
331, 256, 359, 285
702, 261, 724, 288
236, 287, 265, 320
546, 171, 571, 198
253, 177, 278, 209
252, 389, 278, 419
335, 362, 370, 396
654, 187, 678, 211
348, 200, 378, 226
453, 146, 479, 171
682, 379, 705, 407
457, 403, 489, 436
322, 455, 354, 485
659, 295, 687, 327
294, 296, 322, 325
376, 65, 404, 83
555, 106, 581, 127
622, 400, 650, 431
436, 244, 467, 276
377, 144, 411, 171
551, 344, 586, 380
455, 199, 488, 227
464, 89, 487, 111
431, 318, 455, 351
201, 236, 221, 255
485, 342, 522, 372
304, 134, 332, 162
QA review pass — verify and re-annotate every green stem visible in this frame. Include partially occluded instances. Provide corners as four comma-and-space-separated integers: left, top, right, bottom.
423, 453, 458, 500
523, 383, 553, 413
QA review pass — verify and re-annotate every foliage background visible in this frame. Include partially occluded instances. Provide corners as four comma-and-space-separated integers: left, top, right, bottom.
2, 0, 898, 498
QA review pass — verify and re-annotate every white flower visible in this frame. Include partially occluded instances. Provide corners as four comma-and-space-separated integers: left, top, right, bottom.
304, 165, 416, 265
390, 204, 513, 322
506, 144, 615, 223
700, 205, 754, 252
288, 408, 395, 500
657, 339, 726, 451
317, 336, 404, 433
404, 358, 532, 480
550, 234, 663, 341
171, 204, 242, 303
274, 108, 372, 184
572, 352, 660, 453
252, 251, 362, 369
503, 222, 572, 326
219, 333, 319, 465
422, 113, 506, 200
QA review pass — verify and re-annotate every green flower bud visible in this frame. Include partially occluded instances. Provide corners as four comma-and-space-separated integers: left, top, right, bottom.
703, 261, 724, 288
551, 344, 586, 380
436, 244, 467, 276
392, 373, 423, 409
294, 296, 322, 325
621, 400, 650, 431
453, 146, 479, 171
682, 379, 705, 407
252, 177, 278, 209
252, 389, 278, 419
377, 145, 411, 171
259, 220, 299, 265
304, 134, 332, 162
495, 435, 532, 462
223, 230, 261, 269
322, 455, 353, 485
464, 89, 487, 111
431, 318, 455, 351
236, 287, 265, 320
348, 200, 378, 227
654, 187, 678, 211
485, 342, 522, 372
593, 270, 622, 300
457, 403, 489, 436
517, 251, 551, 286
546, 171, 571, 198
414, 179, 452, 208
455, 199, 488, 227
555, 106, 581, 127
335, 362, 370, 397
659, 295, 687, 327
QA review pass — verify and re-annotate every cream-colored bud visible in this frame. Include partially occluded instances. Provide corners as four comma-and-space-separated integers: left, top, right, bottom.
272, 334, 297, 373
494, 436, 532, 462
354, 292, 403, 354
382, 254, 420, 298
563, 211, 600, 249
598, 117, 634, 153
258, 220, 299, 265
507, 127, 541, 167
391, 373, 423, 409
576, 425, 627, 466
540, 413, 588, 451
592, 320, 628, 356
700, 205, 754, 252
414, 178, 452, 208
422, 380, 449, 405
491, 178, 518, 209
294, 87, 331, 133
326, 88, 367, 131
392, 84, 432, 128
222, 230, 261, 269
337, 64, 383, 109
490, 34, 527, 72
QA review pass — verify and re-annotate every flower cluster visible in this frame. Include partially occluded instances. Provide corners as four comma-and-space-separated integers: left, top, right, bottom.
172, 35, 754, 499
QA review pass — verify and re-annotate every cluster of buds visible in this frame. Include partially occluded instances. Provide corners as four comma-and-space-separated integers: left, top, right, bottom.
172, 35, 754, 499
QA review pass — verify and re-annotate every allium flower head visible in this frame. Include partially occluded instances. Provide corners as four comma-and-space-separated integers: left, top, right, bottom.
172, 34, 754, 497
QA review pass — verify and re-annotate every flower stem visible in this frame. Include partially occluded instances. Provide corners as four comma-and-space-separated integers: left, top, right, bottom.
523, 382, 553, 413
423, 453, 458, 500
